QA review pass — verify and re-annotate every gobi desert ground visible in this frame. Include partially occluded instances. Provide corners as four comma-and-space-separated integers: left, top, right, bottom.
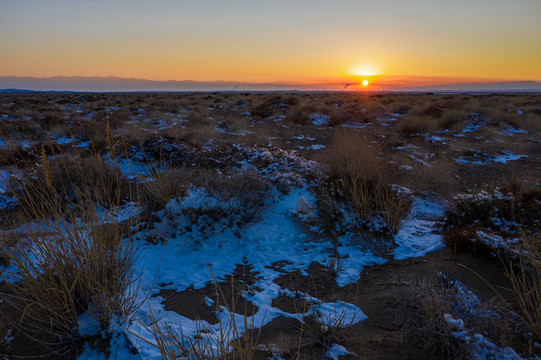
0, 92, 540, 359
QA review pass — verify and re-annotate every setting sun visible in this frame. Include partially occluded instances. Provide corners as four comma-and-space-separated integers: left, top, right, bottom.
362, 80, 369, 87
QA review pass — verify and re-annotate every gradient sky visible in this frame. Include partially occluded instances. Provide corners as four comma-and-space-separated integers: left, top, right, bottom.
1, 0, 541, 85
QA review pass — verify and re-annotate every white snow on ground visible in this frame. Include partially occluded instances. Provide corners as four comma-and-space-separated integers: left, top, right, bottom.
491, 151, 528, 163
121, 187, 381, 359
393, 195, 446, 260
444, 313, 527, 360
0, 137, 451, 359
422, 134, 448, 144
0, 138, 36, 149
499, 125, 528, 136
463, 118, 484, 133
292, 135, 316, 141
376, 115, 398, 122
110, 157, 154, 181
115, 184, 445, 358
0, 169, 13, 194
0, 194, 17, 211
340, 122, 372, 129
53, 136, 75, 145
96, 202, 141, 224
279, 288, 367, 327
217, 127, 253, 136
310, 113, 330, 126
298, 144, 326, 150
0, 168, 17, 210
456, 150, 528, 165
77, 332, 140, 360
326, 343, 353, 360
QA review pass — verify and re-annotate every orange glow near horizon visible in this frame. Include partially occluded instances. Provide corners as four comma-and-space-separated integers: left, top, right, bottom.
1, 1, 541, 88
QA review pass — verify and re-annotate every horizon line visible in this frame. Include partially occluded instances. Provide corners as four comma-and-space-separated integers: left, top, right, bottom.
2, 75, 541, 92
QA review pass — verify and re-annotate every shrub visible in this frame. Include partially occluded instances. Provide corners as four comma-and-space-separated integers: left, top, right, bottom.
442, 226, 495, 257
39, 110, 67, 130
396, 115, 436, 135
284, 106, 310, 125
251, 95, 297, 118
400, 273, 531, 358
192, 169, 271, 228
109, 110, 131, 128
444, 187, 541, 237
150, 169, 271, 243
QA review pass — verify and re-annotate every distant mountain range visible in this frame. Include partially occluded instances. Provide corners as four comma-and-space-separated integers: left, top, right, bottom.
1, 76, 541, 92
403, 81, 541, 92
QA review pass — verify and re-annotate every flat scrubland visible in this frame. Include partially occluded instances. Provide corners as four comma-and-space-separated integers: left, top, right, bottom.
0, 92, 540, 359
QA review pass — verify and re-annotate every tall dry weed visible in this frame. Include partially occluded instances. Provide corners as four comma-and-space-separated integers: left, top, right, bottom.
0, 141, 140, 351
505, 234, 541, 341
323, 132, 411, 234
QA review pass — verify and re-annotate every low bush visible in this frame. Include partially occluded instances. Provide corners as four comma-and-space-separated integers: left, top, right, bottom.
397, 114, 436, 135
184, 169, 269, 223
147, 169, 271, 244
251, 95, 297, 118
444, 186, 541, 237
442, 226, 495, 257
400, 273, 532, 359
39, 110, 67, 130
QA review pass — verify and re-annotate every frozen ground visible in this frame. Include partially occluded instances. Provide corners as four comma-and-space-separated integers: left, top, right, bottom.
0, 92, 539, 359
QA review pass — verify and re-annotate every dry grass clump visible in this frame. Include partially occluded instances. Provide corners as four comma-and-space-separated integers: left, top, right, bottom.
0, 119, 43, 141
0, 152, 140, 352
0, 143, 38, 167
325, 131, 387, 180
319, 131, 411, 235
407, 156, 457, 198
442, 226, 496, 258
400, 273, 532, 359
140, 166, 191, 214
328, 102, 367, 126
298, 296, 358, 354
251, 95, 298, 118
396, 114, 437, 135
284, 105, 311, 125
12, 152, 128, 217
38, 110, 67, 130
396, 100, 471, 135
283, 102, 333, 125
505, 234, 541, 343
522, 115, 541, 133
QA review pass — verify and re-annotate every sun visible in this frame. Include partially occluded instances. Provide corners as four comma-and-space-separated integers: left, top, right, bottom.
362, 80, 369, 87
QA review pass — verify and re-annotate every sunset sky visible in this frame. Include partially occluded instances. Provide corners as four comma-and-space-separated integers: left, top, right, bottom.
1, 0, 541, 88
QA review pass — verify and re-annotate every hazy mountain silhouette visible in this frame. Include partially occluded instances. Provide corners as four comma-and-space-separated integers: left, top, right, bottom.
1, 76, 540, 92
402, 81, 541, 92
